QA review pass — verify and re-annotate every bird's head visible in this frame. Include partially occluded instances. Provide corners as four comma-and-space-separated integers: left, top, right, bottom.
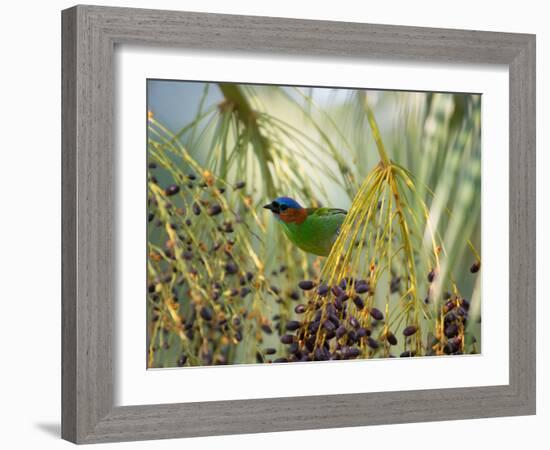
263, 197, 307, 224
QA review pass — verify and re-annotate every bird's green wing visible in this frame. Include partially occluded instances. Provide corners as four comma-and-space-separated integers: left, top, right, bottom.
306, 207, 348, 217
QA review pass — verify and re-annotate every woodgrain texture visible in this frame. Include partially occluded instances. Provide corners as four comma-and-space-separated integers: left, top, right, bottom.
61, 5, 536, 444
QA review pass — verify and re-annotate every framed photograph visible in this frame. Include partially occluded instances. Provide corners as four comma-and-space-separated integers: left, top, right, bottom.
62, 5, 536, 444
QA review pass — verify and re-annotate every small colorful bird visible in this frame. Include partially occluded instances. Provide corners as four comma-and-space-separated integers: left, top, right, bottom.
263, 197, 347, 256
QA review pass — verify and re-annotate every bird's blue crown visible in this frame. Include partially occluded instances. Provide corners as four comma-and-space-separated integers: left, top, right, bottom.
273, 197, 302, 209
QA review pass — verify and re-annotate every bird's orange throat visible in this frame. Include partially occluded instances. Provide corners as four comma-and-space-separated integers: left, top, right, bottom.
279, 208, 307, 225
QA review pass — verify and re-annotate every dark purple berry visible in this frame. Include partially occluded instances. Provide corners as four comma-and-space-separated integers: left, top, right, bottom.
199, 306, 213, 321
390, 276, 401, 293
280, 334, 295, 345
352, 296, 365, 310
289, 290, 300, 301
427, 270, 435, 283
225, 262, 238, 275
470, 261, 481, 273
336, 325, 347, 338
403, 325, 418, 337
298, 280, 315, 291
308, 321, 320, 334
367, 337, 379, 349
339, 292, 350, 304
331, 285, 344, 297
317, 284, 330, 296
314, 348, 328, 361
386, 331, 398, 346
273, 358, 288, 363
328, 314, 340, 327
165, 184, 180, 196
207, 204, 222, 216
285, 320, 301, 331
444, 341, 458, 354
445, 323, 459, 338
357, 327, 369, 338
288, 342, 299, 354
344, 347, 360, 358
323, 320, 335, 332
369, 307, 384, 321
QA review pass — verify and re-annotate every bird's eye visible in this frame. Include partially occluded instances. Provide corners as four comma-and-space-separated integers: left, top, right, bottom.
280, 205, 288, 211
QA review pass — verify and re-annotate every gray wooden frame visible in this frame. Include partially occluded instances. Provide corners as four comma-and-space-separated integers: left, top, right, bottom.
62, 4, 536, 444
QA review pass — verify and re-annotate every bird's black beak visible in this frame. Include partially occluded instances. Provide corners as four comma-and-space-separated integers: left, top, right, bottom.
263, 203, 279, 213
